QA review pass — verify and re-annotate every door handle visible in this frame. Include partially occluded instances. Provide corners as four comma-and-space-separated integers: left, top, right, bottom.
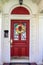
10, 39, 13, 44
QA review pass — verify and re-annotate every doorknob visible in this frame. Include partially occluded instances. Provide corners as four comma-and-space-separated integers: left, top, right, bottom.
10, 39, 13, 44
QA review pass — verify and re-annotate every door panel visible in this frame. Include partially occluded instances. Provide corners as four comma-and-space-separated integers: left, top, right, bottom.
10, 20, 30, 59
14, 47, 19, 56
11, 46, 14, 57
22, 47, 26, 56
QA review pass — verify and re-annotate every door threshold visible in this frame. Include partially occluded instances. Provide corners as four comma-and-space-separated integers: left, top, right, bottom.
11, 56, 29, 59
10, 59, 29, 63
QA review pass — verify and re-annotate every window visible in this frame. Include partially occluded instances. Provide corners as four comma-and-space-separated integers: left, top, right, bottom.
14, 23, 26, 40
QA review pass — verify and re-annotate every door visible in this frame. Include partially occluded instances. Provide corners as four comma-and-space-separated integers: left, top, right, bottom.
10, 20, 30, 59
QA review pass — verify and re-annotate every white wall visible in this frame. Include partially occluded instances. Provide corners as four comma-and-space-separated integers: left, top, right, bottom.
39, 15, 43, 64
39, 0, 43, 12
2, 14, 10, 63
0, 13, 2, 65
30, 15, 41, 64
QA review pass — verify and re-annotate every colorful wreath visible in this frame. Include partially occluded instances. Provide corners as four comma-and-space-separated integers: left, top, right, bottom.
16, 24, 25, 34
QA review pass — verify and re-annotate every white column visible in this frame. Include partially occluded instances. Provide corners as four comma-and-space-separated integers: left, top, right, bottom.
39, 15, 43, 64
30, 14, 40, 63
2, 14, 10, 63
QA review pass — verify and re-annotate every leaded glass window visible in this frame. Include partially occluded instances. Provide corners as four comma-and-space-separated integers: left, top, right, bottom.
14, 24, 19, 40
14, 23, 26, 40
21, 23, 26, 40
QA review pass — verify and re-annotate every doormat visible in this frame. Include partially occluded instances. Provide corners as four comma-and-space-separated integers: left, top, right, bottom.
10, 63, 30, 65
3, 63, 37, 65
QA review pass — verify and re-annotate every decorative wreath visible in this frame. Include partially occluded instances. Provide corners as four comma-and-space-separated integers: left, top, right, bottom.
16, 24, 26, 34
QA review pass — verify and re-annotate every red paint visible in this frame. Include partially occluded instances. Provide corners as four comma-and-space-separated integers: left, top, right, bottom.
10, 20, 30, 57
11, 6, 30, 14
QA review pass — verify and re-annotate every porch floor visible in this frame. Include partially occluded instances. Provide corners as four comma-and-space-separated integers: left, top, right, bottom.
3, 63, 37, 65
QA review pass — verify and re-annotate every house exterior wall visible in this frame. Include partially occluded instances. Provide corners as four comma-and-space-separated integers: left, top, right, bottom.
0, 13, 2, 65
39, 15, 43, 64
0, 0, 43, 65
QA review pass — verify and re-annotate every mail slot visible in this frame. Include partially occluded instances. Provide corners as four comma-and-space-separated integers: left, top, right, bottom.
4, 30, 9, 38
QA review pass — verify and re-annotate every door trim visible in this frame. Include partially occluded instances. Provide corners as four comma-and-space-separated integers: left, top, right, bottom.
9, 15, 31, 20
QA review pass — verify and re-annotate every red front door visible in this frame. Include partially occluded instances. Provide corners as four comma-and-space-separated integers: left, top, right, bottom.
10, 20, 30, 59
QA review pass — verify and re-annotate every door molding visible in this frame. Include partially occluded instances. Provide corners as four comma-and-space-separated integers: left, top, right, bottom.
10, 15, 31, 20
